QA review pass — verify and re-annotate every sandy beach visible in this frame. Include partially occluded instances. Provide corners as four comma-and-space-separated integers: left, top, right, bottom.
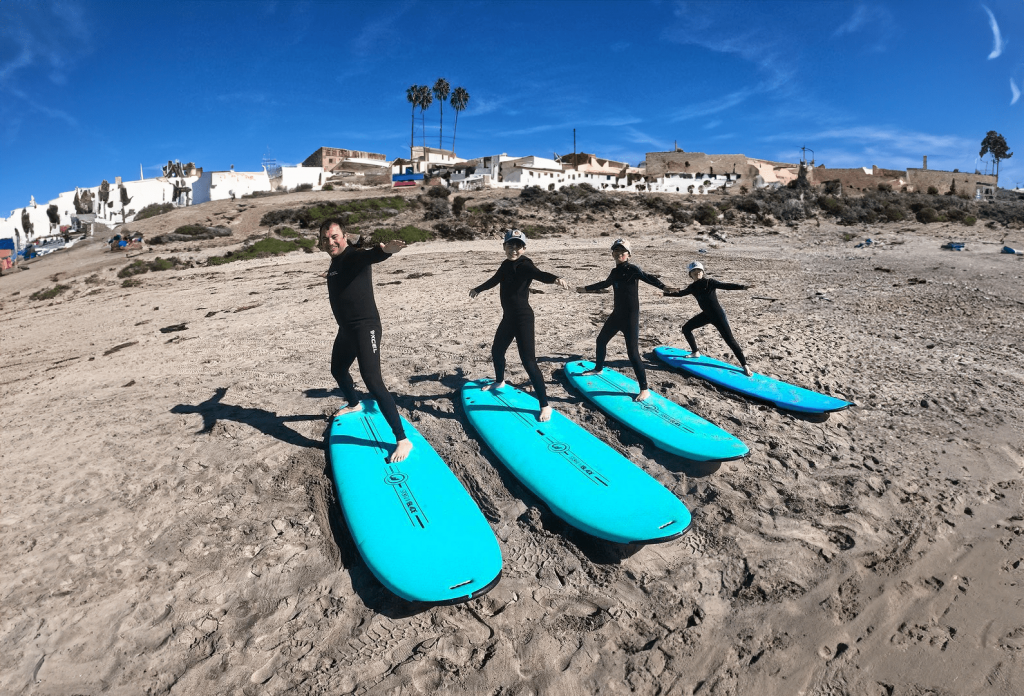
1, 188, 1022, 695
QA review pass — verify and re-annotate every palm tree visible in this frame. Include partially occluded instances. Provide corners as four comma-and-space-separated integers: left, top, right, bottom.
432, 78, 451, 150
405, 85, 420, 153
450, 87, 470, 155
417, 85, 433, 148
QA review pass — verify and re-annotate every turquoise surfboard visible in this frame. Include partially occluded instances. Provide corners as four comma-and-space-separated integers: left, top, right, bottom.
461, 379, 691, 544
654, 346, 853, 414
564, 360, 748, 462
328, 400, 502, 604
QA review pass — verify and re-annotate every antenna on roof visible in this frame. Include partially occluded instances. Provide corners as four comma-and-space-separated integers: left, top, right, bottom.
800, 145, 814, 167
261, 147, 281, 178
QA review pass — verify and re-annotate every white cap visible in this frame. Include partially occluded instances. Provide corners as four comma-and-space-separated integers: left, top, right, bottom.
503, 229, 527, 246
611, 238, 631, 252
688, 261, 704, 272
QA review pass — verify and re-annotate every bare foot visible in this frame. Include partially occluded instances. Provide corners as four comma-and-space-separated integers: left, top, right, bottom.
482, 380, 505, 391
581, 368, 602, 376
389, 439, 413, 463
538, 405, 552, 422
743, 365, 753, 377
635, 389, 651, 402
684, 351, 701, 359
332, 402, 362, 418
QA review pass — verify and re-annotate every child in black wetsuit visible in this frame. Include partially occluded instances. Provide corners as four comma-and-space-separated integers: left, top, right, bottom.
470, 229, 569, 422
577, 238, 667, 402
664, 260, 753, 377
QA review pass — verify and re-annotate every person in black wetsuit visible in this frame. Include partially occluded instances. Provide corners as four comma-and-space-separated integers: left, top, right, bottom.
576, 238, 669, 402
470, 229, 569, 422
664, 260, 753, 377
319, 218, 413, 463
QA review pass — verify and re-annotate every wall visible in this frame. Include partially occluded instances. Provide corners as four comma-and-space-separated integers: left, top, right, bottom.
303, 147, 386, 170
645, 151, 753, 179
192, 170, 270, 204
806, 166, 903, 193
905, 169, 998, 196
275, 165, 325, 191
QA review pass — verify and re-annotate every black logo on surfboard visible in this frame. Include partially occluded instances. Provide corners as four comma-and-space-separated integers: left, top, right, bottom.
384, 465, 428, 528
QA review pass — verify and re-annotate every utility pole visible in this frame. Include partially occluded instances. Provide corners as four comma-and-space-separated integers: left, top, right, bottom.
573, 128, 576, 167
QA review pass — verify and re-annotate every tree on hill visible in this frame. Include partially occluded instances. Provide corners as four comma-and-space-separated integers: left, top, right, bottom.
450, 86, 470, 155
433, 78, 450, 150
405, 85, 420, 154
980, 131, 1013, 182
416, 85, 433, 148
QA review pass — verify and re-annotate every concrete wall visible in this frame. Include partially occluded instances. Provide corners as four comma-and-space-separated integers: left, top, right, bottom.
645, 151, 752, 179
273, 165, 325, 191
806, 166, 903, 193
303, 147, 386, 170
905, 169, 997, 196
192, 170, 271, 204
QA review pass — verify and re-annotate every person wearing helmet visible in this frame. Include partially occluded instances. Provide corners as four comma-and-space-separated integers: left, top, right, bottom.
470, 229, 570, 422
665, 261, 753, 377
577, 238, 669, 401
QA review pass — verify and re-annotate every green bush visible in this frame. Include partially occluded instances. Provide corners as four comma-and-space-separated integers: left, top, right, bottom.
877, 183, 893, 193
945, 208, 966, 222
173, 224, 213, 237
322, 184, 334, 191
135, 202, 174, 220
963, 215, 977, 226
818, 196, 842, 214
260, 196, 408, 229
927, 186, 939, 195
694, 204, 719, 225
294, 183, 313, 192
30, 284, 70, 301
372, 225, 434, 244
735, 197, 761, 214
426, 185, 451, 199
882, 205, 905, 222
275, 226, 299, 238
452, 195, 468, 217
118, 256, 184, 278
121, 278, 143, 288
206, 237, 310, 265
916, 207, 943, 223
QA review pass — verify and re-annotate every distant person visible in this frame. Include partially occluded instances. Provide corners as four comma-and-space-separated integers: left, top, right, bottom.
577, 238, 669, 401
470, 229, 570, 422
319, 218, 413, 462
664, 261, 752, 376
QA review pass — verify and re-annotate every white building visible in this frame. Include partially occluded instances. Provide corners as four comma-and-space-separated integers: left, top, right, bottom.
192, 168, 271, 204
271, 165, 327, 192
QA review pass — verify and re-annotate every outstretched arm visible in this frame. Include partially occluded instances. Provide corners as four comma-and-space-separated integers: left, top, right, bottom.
578, 270, 614, 293
521, 258, 570, 290
470, 268, 502, 298
710, 279, 751, 291
635, 267, 667, 291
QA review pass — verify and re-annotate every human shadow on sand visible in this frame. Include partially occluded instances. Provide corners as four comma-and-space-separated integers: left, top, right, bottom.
171, 387, 322, 449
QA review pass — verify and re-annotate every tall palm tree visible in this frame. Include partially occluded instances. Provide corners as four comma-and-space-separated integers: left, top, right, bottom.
432, 78, 451, 150
417, 85, 433, 148
405, 85, 420, 154
450, 87, 470, 155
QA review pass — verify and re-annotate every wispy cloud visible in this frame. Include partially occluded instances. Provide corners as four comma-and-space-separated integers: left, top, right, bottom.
1012, 78, 1021, 105
763, 126, 973, 154
662, 2, 796, 120
982, 5, 1004, 59
624, 127, 666, 148
0, 1, 91, 85
833, 5, 870, 37
6, 86, 78, 129
335, 2, 415, 81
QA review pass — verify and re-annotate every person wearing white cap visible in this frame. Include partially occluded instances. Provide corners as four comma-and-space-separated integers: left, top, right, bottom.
576, 238, 669, 401
470, 229, 570, 422
664, 260, 753, 377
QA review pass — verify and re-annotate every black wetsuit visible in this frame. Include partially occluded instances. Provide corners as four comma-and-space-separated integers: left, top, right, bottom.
326, 245, 405, 440
666, 277, 748, 365
583, 262, 666, 389
473, 256, 560, 406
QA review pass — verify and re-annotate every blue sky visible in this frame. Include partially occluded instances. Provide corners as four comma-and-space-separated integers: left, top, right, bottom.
1, 0, 1021, 215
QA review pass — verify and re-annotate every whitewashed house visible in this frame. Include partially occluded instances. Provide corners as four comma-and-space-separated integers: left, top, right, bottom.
271, 165, 326, 192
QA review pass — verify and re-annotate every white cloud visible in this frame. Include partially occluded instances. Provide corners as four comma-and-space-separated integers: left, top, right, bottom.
833, 5, 869, 37
982, 5, 1004, 59
1012, 78, 1021, 105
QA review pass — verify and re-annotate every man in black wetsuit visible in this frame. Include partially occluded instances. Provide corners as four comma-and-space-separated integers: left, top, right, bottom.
664, 260, 753, 377
470, 229, 569, 422
577, 238, 668, 402
319, 218, 413, 462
